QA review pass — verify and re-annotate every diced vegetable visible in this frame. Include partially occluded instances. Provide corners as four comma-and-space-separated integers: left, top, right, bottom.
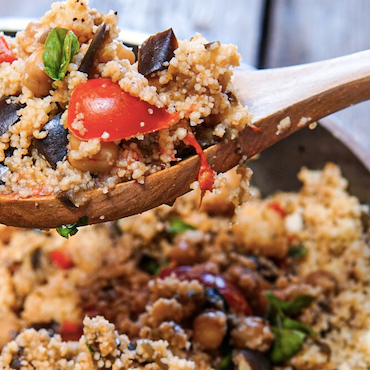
42, 27, 79, 81
68, 78, 180, 141
35, 113, 68, 169
267, 202, 285, 218
159, 266, 252, 315
59, 321, 83, 341
167, 218, 196, 234
265, 291, 316, 364
288, 245, 308, 259
79, 23, 109, 77
184, 131, 215, 193
56, 216, 89, 238
0, 96, 24, 135
138, 28, 178, 76
238, 350, 272, 370
0, 36, 17, 63
49, 249, 74, 269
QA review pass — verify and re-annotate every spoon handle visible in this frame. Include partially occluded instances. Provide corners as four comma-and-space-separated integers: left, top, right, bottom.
233, 49, 370, 158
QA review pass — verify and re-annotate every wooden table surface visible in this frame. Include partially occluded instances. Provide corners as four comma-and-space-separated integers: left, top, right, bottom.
1, 0, 369, 168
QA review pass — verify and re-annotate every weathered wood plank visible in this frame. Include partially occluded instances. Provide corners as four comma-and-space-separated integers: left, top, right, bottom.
0, 0, 264, 65
264, 0, 370, 156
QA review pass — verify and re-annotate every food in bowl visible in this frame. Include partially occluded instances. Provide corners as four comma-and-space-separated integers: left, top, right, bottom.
0, 0, 250, 202
0, 163, 369, 369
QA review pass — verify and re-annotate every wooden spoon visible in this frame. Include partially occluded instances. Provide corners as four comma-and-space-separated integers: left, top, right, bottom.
1, 49, 370, 229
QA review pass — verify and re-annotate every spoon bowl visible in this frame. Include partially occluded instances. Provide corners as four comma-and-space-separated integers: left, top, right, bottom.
1, 49, 370, 228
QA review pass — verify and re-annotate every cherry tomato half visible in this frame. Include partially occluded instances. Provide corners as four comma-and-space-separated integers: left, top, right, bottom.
159, 265, 252, 315
0, 36, 17, 64
67, 78, 180, 141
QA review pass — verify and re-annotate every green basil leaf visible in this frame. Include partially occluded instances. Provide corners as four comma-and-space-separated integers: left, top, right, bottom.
269, 327, 306, 364
266, 291, 315, 317
288, 244, 308, 259
85, 341, 95, 354
56, 216, 89, 239
282, 317, 316, 336
43, 27, 79, 81
219, 353, 234, 370
167, 218, 196, 234
59, 30, 79, 79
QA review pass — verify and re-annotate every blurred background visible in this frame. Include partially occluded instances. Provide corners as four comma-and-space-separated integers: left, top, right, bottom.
1, 0, 370, 191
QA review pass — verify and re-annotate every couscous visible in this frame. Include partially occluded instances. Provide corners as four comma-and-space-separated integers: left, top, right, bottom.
0, 163, 368, 369
0, 0, 251, 202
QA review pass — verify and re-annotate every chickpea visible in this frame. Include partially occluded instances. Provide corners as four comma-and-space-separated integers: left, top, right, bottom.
23, 48, 52, 97
192, 311, 227, 350
115, 42, 136, 64
68, 134, 120, 174
231, 316, 274, 352
170, 240, 198, 266
99, 41, 135, 65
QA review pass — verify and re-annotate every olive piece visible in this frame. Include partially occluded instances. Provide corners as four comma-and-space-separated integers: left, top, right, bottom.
79, 23, 109, 77
35, 113, 68, 169
238, 349, 272, 370
0, 96, 24, 135
138, 28, 178, 76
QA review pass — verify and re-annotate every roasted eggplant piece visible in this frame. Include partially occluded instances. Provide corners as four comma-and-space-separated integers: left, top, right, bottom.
35, 113, 68, 169
0, 96, 25, 135
238, 350, 272, 370
79, 23, 109, 77
138, 28, 178, 76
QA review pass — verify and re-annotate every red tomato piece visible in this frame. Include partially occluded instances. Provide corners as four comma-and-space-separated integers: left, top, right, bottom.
184, 132, 215, 193
49, 249, 74, 269
159, 265, 252, 315
0, 36, 17, 64
268, 202, 285, 218
198, 272, 253, 316
67, 78, 180, 141
60, 321, 83, 341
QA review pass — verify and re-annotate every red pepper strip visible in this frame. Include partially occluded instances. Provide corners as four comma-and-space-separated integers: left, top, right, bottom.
183, 132, 215, 194
68, 78, 180, 141
49, 249, 75, 269
59, 321, 83, 341
0, 36, 17, 64
159, 266, 252, 315
268, 202, 285, 218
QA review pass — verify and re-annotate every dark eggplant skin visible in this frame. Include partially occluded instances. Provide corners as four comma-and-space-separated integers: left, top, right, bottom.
35, 113, 68, 170
0, 96, 25, 135
79, 23, 109, 77
138, 28, 178, 76
239, 350, 272, 370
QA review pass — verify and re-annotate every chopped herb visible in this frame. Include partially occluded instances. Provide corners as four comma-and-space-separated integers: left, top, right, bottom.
167, 218, 196, 234
288, 245, 308, 259
139, 255, 161, 275
85, 341, 95, 354
270, 327, 306, 364
43, 27, 79, 81
266, 291, 316, 364
56, 216, 89, 239
266, 291, 315, 317
219, 352, 234, 370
